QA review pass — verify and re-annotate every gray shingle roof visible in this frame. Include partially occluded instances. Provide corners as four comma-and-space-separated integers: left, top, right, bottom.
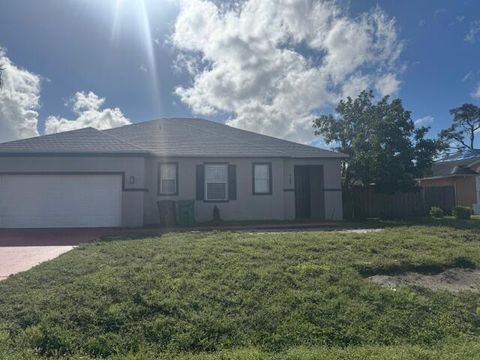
0, 118, 346, 158
430, 150, 480, 177
105, 118, 346, 158
0, 127, 147, 155
451, 165, 478, 175
430, 159, 473, 177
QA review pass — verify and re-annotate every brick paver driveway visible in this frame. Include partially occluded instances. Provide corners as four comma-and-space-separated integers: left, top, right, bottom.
0, 246, 75, 280
0, 228, 118, 246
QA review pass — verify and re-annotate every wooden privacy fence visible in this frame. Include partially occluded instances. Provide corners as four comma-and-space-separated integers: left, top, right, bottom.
343, 186, 456, 219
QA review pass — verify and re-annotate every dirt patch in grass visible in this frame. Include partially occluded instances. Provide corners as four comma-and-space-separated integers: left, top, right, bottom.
368, 268, 480, 292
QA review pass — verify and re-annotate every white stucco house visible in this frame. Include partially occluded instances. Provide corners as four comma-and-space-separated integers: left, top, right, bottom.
0, 118, 346, 228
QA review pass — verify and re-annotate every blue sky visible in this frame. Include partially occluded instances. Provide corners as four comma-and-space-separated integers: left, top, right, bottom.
1, 0, 480, 146
352, 0, 480, 139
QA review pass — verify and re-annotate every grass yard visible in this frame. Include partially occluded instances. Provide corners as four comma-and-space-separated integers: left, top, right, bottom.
1, 219, 480, 359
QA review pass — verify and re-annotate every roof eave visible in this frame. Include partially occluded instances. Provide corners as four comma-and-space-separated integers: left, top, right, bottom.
0, 151, 149, 157
0, 151, 348, 159
419, 174, 478, 181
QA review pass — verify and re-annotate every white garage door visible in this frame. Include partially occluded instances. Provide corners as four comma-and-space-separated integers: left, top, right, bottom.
0, 174, 123, 228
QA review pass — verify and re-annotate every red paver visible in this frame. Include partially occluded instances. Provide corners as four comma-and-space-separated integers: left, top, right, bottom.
0, 228, 118, 246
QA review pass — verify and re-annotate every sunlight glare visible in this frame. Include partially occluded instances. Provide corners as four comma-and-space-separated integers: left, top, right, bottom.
110, 0, 162, 115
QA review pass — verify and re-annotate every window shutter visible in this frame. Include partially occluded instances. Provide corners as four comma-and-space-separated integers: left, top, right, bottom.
228, 164, 237, 200
196, 164, 205, 200
157, 164, 162, 195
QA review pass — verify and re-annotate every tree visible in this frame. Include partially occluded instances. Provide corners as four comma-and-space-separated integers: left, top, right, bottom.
313, 90, 444, 193
439, 103, 480, 153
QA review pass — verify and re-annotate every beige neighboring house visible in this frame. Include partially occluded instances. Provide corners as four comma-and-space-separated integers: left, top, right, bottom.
419, 150, 480, 213
0, 118, 346, 228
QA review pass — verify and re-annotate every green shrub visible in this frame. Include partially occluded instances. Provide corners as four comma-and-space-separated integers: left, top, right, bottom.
452, 206, 471, 220
429, 206, 444, 218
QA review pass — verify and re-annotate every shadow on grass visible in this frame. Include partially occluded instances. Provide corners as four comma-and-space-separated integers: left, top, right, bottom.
357, 256, 477, 277
347, 216, 480, 231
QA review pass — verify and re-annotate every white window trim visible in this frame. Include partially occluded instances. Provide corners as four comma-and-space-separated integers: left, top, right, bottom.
253, 163, 272, 195
158, 163, 178, 195
205, 164, 228, 201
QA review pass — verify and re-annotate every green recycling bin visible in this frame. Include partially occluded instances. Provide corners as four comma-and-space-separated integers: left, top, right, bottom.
177, 200, 195, 226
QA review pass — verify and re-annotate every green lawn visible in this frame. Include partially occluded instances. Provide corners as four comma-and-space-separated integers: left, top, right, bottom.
1, 219, 480, 359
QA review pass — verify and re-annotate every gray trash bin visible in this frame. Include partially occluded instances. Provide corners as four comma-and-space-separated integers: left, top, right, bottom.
157, 200, 176, 227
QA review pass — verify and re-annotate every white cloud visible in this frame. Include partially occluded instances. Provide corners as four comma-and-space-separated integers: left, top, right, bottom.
44, 91, 131, 134
341, 74, 370, 99
375, 73, 401, 96
0, 49, 41, 142
414, 115, 434, 128
139, 64, 148, 73
465, 20, 480, 43
172, 0, 403, 143
471, 84, 480, 99
172, 53, 201, 76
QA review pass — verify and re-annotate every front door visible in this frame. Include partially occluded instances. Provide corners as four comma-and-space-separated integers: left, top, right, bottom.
295, 166, 310, 219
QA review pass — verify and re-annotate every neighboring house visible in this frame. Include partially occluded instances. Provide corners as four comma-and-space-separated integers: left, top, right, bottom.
419, 150, 480, 213
0, 118, 346, 228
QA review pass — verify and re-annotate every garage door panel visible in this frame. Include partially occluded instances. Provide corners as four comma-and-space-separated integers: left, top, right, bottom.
0, 174, 122, 228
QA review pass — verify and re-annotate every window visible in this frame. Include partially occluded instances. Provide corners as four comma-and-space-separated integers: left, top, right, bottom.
158, 163, 178, 195
205, 164, 228, 201
253, 163, 272, 194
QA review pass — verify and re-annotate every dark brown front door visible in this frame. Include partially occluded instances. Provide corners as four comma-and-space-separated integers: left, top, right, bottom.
295, 166, 310, 219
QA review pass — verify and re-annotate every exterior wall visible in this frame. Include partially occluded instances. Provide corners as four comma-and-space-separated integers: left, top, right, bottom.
419, 176, 477, 208
144, 157, 285, 224
145, 156, 343, 224
0, 156, 146, 227
0, 154, 344, 227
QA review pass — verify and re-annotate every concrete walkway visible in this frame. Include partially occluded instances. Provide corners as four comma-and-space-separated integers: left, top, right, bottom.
0, 246, 74, 280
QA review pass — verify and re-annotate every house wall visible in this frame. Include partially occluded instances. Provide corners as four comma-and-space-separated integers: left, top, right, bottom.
145, 156, 343, 224
0, 154, 344, 227
419, 176, 476, 208
0, 155, 146, 227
